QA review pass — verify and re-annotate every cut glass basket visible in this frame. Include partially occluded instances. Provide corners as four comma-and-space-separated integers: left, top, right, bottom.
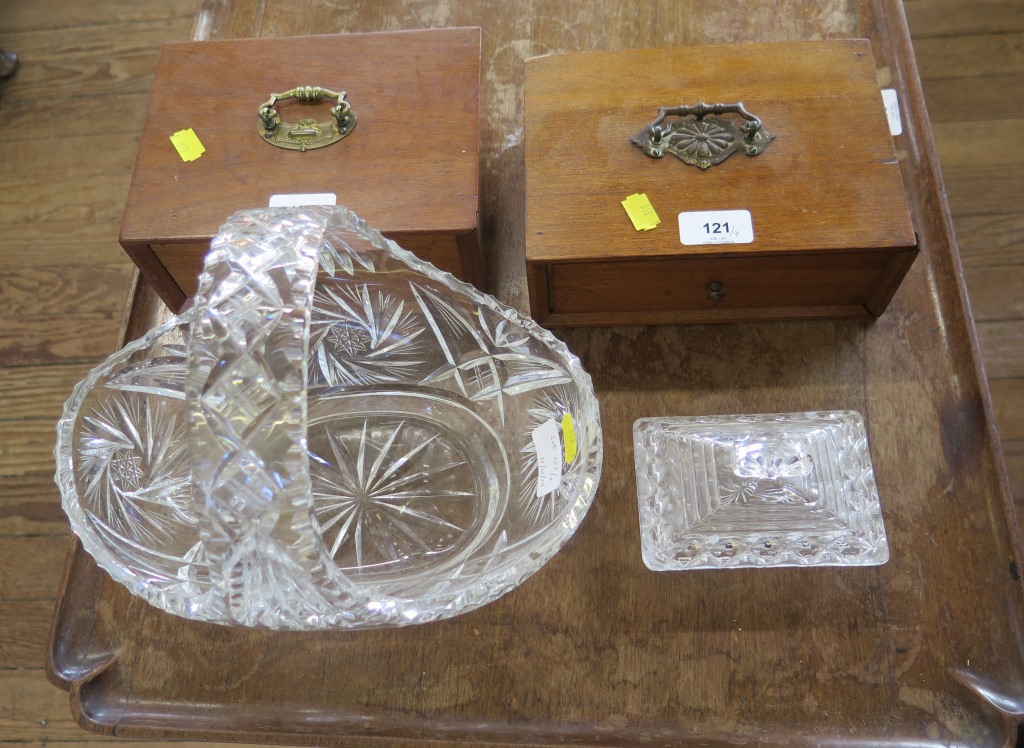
55, 207, 602, 628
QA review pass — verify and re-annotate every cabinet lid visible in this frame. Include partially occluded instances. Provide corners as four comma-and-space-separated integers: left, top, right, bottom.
525, 40, 916, 263
122, 28, 480, 245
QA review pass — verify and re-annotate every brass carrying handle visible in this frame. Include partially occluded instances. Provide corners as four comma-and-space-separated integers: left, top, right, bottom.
630, 101, 776, 170
257, 86, 357, 151
647, 102, 764, 141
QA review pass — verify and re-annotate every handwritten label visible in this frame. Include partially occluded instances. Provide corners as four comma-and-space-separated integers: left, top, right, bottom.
269, 193, 338, 208
532, 419, 563, 496
621, 193, 661, 231
678, 209, 754, 246
881, 88, 902, 136
562, 413, 578, 463
169, 128, 206, 162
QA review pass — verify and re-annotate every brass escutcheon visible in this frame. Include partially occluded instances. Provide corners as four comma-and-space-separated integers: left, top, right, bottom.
258, 86, 356, 151
630, 102, 775, 170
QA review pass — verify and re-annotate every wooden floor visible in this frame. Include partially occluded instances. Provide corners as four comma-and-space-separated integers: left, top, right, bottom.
0, 0, 1021, 744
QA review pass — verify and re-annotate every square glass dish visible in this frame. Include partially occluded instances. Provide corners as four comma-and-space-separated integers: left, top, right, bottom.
633, 411, 888, 570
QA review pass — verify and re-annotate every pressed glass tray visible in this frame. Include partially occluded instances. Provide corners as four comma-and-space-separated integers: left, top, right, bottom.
634, 411, 889, 570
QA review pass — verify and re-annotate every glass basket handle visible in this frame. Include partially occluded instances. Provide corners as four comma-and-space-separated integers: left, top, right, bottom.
185, 209, 362, 626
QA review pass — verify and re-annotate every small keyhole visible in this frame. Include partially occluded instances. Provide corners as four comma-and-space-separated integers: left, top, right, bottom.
708, 281, 724, 302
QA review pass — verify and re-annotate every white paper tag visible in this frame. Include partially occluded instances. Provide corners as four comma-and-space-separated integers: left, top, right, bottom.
678, 210, 754, 246
268, 192, 338, 208
532, 419, 562, 496
881, 88, 902, 136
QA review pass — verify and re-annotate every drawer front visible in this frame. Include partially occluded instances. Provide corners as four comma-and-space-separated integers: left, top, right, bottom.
538, 250, 912, 325
153, 233, 467, 300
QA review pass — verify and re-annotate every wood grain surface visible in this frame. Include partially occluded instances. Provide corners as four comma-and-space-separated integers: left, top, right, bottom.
40, 0, 1024, 746
902, 0, 1024, 520
525, 41, 915, 261
120, 29, 482, 306
522, 40, 917, 324
1, 0, 1022, 747
0, 3, 199, 747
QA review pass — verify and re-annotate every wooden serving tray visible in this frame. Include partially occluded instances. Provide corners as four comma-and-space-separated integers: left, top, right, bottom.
49, 1, 1024, 746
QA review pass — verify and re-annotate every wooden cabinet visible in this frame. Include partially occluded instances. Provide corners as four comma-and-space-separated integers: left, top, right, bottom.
119, 29, 483, 310
525, 41, 918, 326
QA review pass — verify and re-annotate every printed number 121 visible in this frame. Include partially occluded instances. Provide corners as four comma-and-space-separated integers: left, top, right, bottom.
703, 222, 730, 234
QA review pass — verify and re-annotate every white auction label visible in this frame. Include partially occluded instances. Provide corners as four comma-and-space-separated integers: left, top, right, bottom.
531, 418, 563, 497
268, 192, 338, 208
678, 209, 754, 246
880, 88, 902, 137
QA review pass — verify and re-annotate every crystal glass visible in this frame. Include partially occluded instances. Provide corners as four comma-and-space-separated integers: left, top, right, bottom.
633, 411, 887, 570
56, 207, 602, 628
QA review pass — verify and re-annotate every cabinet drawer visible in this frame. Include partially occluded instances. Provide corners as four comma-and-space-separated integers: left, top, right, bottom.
533, 249, 915, 326
149, 232, 473, 305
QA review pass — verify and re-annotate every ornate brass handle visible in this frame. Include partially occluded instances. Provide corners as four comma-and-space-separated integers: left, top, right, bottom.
630, 101, 775, 170
257, 86, 357, 151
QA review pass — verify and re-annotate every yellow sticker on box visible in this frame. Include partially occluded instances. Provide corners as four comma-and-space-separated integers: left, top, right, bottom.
169, 128, 206, 162
621, 192, 660, 231
561, 412, 578, 463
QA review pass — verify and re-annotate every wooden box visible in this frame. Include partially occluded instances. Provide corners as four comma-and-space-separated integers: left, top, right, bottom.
120, 29, 482, 311
525, 40, 917, 326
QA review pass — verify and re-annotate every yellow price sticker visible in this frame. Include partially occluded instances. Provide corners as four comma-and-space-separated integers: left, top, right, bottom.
561, 412, 578, 463
169, 128, 206, 162
621, 192, 660, 231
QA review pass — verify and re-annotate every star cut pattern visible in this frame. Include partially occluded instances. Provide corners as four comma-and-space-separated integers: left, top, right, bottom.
310, 418, 477, 572
411, 284, 572, 424
109, 451, 144, 491
78, 393, 193, 550
310, 281, 428, 386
